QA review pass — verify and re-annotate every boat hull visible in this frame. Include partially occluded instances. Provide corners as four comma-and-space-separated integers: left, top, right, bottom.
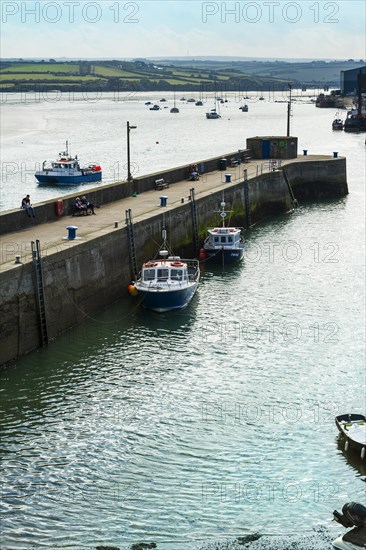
136, 283, 198, 312
344, 119, 366, 132
204, 246, 244, 264
35, 171, 102, 185
335, 414, 366, 457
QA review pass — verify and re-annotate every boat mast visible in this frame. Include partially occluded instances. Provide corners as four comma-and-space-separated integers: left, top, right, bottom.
215, 192, 233, 227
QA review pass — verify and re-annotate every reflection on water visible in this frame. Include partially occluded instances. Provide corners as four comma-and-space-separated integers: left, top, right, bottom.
336, 439, 366, 477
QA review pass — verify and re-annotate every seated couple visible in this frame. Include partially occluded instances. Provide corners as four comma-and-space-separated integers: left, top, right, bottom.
74, 196, 96, 215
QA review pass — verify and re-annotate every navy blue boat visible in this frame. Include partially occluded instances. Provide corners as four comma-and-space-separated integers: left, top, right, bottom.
35, 141, 102, 185
132, 230, 200, 312
202, 197, 245, 265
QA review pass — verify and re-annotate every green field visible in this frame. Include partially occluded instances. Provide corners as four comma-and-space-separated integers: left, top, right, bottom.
0, 63, 80, 73
0, 73, 105, 82
1, 58, 348, 92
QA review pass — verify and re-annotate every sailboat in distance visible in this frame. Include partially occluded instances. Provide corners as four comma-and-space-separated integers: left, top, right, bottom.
170, 88, 179, 113
206, 94, 221, 119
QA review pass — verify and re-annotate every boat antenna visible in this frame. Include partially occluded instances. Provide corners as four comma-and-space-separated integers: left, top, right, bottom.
158, 214, 172, 258
214, 191, 233, 227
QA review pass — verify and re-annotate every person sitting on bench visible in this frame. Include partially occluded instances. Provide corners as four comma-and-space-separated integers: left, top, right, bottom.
81, 196, 96, 214
189, 171, 200, 181
74, 197, 88, 214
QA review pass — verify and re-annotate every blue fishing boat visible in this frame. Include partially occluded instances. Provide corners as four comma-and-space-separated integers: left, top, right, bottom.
35, 141, 102, 185
202, 197, 245, 265
131, 230, 200, 312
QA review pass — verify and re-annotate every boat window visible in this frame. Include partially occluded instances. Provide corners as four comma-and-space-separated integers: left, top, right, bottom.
143, 269, 156, 281
157, 269, 169, 281
170, 269, 183, 281
221, 237, 226, 243
182, 269, 188, 281
214, 236, 219, 243
228, 236, 233, 243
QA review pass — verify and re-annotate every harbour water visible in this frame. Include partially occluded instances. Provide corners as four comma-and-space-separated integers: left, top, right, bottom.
0, 92, 365, 549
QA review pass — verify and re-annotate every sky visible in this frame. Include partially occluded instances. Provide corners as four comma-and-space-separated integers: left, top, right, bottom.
0, 0, 365, 60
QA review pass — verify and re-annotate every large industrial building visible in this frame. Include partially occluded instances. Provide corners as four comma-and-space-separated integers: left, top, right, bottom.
340, 66, 366, 95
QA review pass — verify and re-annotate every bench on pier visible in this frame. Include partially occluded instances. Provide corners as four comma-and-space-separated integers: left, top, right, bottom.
243, 155, 252, 163
155, 178, 169, 190
71, 204, 92, 216
230, 159, 239, 167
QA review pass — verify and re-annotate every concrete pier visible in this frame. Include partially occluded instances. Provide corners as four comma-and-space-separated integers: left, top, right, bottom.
0, 152, 347, 367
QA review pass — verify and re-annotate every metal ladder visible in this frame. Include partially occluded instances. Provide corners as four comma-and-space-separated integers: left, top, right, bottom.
125, 209, 137, 279
190, 188, 200, 257
31, 240, 48, 347
243, 180, 251, 229
281, 168, 299, 208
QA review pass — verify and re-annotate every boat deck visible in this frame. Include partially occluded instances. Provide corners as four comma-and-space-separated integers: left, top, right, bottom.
0, 155, 337, 273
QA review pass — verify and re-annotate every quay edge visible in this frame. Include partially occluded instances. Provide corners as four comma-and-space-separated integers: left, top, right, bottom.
0, 149, 348, 367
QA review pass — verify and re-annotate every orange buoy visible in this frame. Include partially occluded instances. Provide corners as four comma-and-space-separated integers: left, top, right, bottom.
128, 284, 138, 296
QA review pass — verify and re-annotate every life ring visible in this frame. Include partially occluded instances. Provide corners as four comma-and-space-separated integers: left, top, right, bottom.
229, 228, 236, 232
170, 261, 184, 267
144, 262, 157, 268
54, 199, 64, 217
212, 228, 219, 232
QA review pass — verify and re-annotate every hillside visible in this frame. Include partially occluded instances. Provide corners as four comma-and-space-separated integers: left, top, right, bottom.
0, 58, 363, 93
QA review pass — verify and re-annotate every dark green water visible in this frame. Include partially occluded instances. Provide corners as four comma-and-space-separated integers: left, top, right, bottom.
1, 100, 365, 549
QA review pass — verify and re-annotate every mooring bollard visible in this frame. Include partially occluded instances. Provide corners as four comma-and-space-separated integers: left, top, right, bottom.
303, 149, 308, 156
333, 152, 338, 158
243, 169, 248, 181
160, 196, 168, 207
114, 221, 119, 228
225, 173, 232, 183
66, 225, 78, 240
15, 255, 21, 264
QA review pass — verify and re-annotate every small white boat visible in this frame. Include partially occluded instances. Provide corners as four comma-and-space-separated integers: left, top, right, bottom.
206, 109, 221, 119
332, 112, 344, 130
149, 104, 161, 110
201, 196, 245, 265
130, 229, 200, 312
336, 414, 366, 459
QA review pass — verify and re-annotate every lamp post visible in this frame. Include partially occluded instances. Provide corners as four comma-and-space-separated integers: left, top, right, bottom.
127, 121, 137, 192
287, 84, 292, 137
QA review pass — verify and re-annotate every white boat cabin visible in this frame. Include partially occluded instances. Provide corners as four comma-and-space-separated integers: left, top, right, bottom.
141, 260, 189, 284
207, 227, 242, 247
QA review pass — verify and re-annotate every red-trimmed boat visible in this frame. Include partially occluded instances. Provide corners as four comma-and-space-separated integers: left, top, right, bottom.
131, 230, 200, 312
35, 141, 102, 185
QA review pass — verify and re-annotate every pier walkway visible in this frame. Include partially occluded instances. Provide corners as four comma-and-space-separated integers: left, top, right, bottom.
0, 155, 335, 273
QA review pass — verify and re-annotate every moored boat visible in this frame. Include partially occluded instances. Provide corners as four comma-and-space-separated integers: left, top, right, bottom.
201, 197, 245, 265
149, 104, 161, 110
35, 141, 102, 185
332, 117, 344, 130
344, 109, 366, 132
335, 414, 366, 459
206, 109, 221, 119
130, 230, 200, 312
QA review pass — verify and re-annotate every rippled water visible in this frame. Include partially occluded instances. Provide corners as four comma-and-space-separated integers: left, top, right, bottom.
0, 95, 365, 549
